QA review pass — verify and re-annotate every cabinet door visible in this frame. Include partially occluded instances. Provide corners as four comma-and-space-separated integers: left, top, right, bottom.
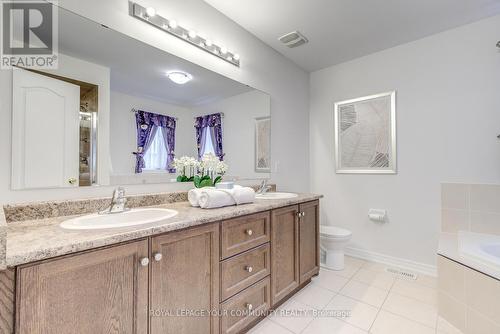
299, 201, 320, 283
16, 240, 149, 334
271, 205, 300, 306
150, 224, 220, 334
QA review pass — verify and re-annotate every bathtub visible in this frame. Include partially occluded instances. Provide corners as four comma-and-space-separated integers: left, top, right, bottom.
438, 232, 500, 333
459, 231, 500, 270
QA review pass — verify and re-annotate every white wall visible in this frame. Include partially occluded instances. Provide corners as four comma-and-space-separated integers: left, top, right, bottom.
192, 90, 271, 180
0, 0, 309, 204
109, 91, 196, 176
310, 15, 500, 266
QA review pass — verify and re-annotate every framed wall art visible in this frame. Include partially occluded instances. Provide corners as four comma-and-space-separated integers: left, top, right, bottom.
334, 91, 397, 174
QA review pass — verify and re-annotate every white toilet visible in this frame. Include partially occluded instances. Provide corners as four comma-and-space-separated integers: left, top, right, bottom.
320, 225, 352, 270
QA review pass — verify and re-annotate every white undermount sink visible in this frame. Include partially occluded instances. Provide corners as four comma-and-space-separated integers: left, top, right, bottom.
255, 192, 298, 200
60, 208, 178, 230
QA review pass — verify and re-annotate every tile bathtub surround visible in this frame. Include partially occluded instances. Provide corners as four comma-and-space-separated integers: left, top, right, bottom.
437, 255, 500, 334
249, 256, 458, 334
441, 183, 500, 235
2, 183, 276, 223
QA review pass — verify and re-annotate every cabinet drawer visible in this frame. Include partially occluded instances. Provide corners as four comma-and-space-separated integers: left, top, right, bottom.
221, 211, 270, 259
220, 277, 271, 334
221, 243, 270, 301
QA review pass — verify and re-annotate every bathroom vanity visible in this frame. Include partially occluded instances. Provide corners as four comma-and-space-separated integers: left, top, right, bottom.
0, 194, 320, 334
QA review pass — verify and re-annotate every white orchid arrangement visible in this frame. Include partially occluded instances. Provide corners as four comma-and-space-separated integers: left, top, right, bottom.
172, 156, 200, 182
172, 153, 228, 187
194, 153, 229, 188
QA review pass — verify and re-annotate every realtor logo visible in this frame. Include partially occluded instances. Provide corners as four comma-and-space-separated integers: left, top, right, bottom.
1, 0, 58, 69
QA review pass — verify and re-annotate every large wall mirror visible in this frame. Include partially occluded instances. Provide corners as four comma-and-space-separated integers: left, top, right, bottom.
8, 5, 270, 190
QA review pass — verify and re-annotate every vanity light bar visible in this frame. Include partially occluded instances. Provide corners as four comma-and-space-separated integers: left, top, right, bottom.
130, 2, 240, 67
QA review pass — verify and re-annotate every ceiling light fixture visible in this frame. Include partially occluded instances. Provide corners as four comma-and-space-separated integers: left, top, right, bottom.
131, 2, 240, 67
168, 20, 178, 29
166, 71, 193, 85
145, 7, 156, 18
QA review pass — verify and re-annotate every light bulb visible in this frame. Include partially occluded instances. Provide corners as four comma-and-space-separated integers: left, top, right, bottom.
233, 54, 240, 61
205, 39, 212, 47
188, 30, 197, 39
145, 7, 156, 17
220, 46, 227, 54
168, 20, 177, 29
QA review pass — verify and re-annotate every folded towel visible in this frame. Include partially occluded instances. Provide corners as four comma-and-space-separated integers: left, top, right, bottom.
198, 186, 255, 209
188, 187, 215, 207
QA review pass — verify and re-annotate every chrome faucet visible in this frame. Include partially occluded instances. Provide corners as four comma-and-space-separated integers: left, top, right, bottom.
100, 187, 128, 214
256, 180, 272, 195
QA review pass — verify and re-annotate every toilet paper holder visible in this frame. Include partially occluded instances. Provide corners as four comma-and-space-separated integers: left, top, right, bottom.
368, 209, 387, 222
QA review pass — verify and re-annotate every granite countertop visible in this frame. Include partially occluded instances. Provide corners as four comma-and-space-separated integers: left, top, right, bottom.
6, 193, 322, 267
438, 232, 500, 281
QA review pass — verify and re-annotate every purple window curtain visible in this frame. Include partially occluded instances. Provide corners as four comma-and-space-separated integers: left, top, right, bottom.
195, 116, 204, 160
134, 110, 176, 173
194, 113, 224, 161
160, 120, 176, 173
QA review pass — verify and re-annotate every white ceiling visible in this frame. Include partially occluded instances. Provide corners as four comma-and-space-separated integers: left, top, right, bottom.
205, 0, 500, 72
56, 7, 253, 107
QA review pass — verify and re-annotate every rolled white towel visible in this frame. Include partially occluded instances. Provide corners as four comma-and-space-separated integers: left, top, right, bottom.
188, 187, 214, 207
198, 186, 256, 209
231, 186, 255, 205
198, 189, 234, 209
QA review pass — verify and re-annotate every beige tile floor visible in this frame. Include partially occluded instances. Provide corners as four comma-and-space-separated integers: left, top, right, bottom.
248, 256, 463, 334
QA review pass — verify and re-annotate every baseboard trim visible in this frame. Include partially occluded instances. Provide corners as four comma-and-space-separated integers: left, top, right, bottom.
344, 246, 437, 277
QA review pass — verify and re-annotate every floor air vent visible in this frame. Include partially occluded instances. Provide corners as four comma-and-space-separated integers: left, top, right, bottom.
385, 267, 418, 280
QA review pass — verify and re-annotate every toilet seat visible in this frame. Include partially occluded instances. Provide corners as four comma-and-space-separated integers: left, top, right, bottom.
320, 225, 352, 239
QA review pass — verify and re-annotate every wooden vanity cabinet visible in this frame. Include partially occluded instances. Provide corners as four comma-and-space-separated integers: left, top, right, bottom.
299, 201, 320, 284
270, 205, 300, 306
270, 201, 320, 306
150, 223, 220, 334
11, 199, 320, 334
15, 239, 149, 334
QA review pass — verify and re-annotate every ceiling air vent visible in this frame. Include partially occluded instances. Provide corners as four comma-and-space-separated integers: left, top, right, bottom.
278, 31, 309, 48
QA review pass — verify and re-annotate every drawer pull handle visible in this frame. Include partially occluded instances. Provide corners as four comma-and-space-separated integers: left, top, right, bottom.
153, 253, 163, 262
245, 229, 253, 236
246, 303, 253, 311
245, 266, 253, 273
302, 211, 306, 217
140, 257, 150, 267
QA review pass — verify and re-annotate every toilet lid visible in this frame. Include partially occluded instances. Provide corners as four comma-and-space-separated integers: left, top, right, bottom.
320, 225, 352, 238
